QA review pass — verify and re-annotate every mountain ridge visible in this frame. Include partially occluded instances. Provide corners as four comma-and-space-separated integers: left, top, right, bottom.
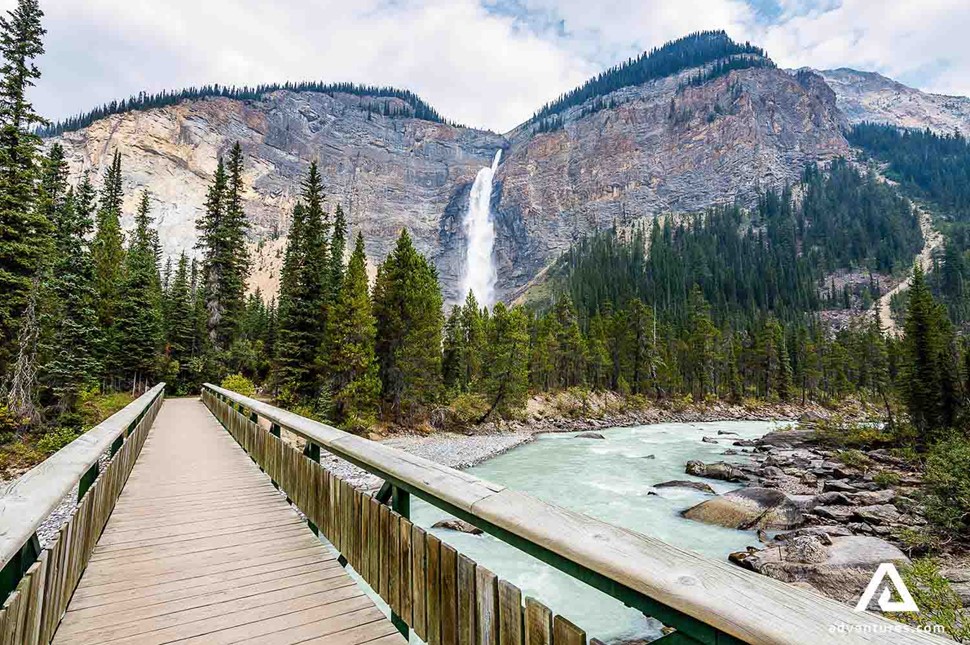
46, 32, 962, 303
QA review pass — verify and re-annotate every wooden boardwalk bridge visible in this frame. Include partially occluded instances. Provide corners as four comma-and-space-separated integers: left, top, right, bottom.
0, 384, 950, 644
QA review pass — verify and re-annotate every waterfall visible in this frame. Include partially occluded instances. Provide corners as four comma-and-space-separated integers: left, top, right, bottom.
461, 149, 502, 308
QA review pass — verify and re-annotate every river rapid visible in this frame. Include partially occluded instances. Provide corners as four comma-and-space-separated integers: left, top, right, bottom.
411, 420, 786, 642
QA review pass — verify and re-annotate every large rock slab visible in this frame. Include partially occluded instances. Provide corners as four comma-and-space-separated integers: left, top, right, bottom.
682, 487, 803, 530
684, 460, 745, 482
654, 480, 716, 494
730, 536, 910, 604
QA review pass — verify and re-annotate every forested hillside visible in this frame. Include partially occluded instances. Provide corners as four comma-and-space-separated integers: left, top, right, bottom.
849, 123, 970, 325
531, 30, 771, 122
554, 159, 921, 324
38, 82, 451, 137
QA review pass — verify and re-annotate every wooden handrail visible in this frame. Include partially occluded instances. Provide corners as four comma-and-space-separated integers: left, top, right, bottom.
203, 384, 946, 644
0, 383, 166, 572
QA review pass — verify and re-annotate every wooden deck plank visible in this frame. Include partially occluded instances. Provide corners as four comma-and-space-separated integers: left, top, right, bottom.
52, 397, 404, 645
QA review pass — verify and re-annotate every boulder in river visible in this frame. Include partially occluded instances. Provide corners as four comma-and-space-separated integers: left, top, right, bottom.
730, 536, 909, 604
701, 436, 719, 444
682, 487, 803, 530
574, 432, 605, 440
654, 480, 716, 494
684, 460, 745, 482
432, 519, 483, 535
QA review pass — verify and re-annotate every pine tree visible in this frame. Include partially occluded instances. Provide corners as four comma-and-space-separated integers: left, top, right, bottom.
441, 305, 464, 393
901, 265, 946, 442
0, 0, 46, 379
275, 163, 330, 404
197, 147, 250, 353
326, 234, 380, 428
480, 303, 529, 419
91, 151, 125, 379
113, 191, 162, 389
164, 253, 194, 389
459, 291, 485, 391
41, 170, 101, 419
373, 228, 444, 421
330, 203, 347, 296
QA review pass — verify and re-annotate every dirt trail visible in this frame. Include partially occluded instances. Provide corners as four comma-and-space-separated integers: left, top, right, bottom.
876, 206, 943, 335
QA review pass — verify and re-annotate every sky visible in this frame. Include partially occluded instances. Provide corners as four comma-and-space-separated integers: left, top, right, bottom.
17, 0, 970, 133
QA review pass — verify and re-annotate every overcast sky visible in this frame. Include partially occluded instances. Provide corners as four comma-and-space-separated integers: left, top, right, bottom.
17, 0, 970, 133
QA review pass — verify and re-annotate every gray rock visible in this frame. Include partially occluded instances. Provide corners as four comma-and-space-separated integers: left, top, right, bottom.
685, 460, 745, 482
654, 480, 717, 494
784, 535, 829, 564
432, 519, 483, 535
853, 504, 901, 525
813, 505, 855, 522
730, 536, 910, 604
682, 487, 803, 530
701, 436, 719, 444
757, 428, 816, 448
643, 454, 656, 459
721, 449, 739, 456
812, 491, 854, 507
847, 489, 895, 505
717, 430, 739, 436
574, 432, 605, 440
822, 480, 858, 493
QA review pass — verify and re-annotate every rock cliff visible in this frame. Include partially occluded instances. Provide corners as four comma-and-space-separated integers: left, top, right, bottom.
814, 67, 970, 136
52, 57, 928, 304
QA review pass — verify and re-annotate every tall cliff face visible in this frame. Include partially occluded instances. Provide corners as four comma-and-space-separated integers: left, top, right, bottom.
54, 60, 851, 303
814, 67, 970, 136
55, 91, 506, 300
491, 66, 849, 295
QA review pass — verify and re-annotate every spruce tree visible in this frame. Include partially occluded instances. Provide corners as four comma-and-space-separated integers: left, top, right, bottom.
91, 151, 125, 378
373, 228, 444, 421
901, 265, 946, 442
41, 171, 101, 418
326, 234, 380, 428
459, 291, 484, 390
275, 163, 330, 404
164, 252, 194, 390
480, 302, 530, 419
196, 148, 250, 353
330, 203, 347, 296
113, 191, 162, 389
0, 0, 46, 378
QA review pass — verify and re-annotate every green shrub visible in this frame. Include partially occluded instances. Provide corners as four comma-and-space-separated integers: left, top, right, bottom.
892, 526, 941, 557
36, 427, 80, 455
923, 437, 970, 538
78, 390, 134, 428
896, 558, 970, 641
835, 449, 872, 470
872, 470, 901, 489
221, 374, 256, 398
815, 417, 893, 449
448, 393, 490, 426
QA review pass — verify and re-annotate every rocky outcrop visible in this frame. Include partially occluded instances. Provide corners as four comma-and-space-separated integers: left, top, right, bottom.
653, 480, 716, 494
682, 487, 803, 530
815, 67, 970, 136
730, 535, 909, 604
685, 460, 745, 482
52, 59, 850, 303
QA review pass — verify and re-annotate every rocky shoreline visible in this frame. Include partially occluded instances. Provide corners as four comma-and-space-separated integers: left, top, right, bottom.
677, 426, 970, 611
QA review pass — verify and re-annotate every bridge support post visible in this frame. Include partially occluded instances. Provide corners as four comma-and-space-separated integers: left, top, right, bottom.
304, 442, 321, 536
390, 486, 410, 640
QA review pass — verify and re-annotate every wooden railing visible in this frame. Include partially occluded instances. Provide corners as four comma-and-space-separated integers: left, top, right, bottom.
203, 384, 947, 645
0, 383, 164, 644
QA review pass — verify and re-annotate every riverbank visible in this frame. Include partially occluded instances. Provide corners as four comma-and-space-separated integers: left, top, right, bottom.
322, 391, 856, 489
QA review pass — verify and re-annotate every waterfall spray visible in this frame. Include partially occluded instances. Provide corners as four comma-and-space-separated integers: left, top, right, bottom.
462, 150, 502, 307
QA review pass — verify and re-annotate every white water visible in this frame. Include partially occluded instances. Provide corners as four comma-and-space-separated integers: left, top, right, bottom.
462, 150, 502, 307
410, 420, 784, 642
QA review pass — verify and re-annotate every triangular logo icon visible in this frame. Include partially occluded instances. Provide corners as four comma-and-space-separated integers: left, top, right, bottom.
855, 563, 919, 613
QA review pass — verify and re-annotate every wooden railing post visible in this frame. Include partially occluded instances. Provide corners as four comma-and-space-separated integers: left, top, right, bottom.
304, 441, 321, 536
391, 485, 410, 639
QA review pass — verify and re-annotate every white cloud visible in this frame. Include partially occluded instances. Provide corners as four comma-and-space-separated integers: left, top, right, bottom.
16, 0, 970, 134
